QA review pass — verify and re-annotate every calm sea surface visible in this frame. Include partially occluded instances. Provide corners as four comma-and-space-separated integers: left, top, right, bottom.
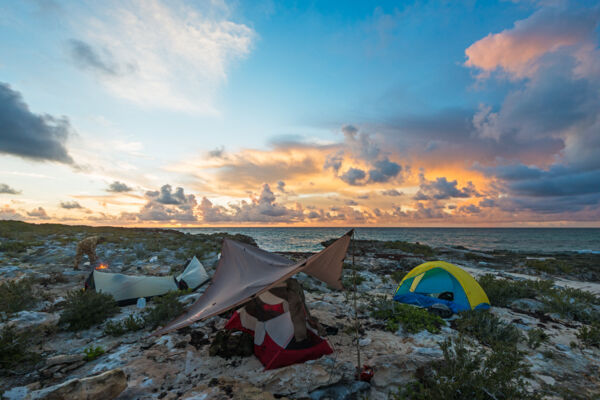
177, 228, 600, 254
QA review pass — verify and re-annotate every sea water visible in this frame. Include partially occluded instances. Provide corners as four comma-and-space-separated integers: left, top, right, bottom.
178, 227, 600, 253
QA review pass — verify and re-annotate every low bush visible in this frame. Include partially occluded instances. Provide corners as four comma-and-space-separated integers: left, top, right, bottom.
477, 274, 553, 307
370, 297, 444, 334
0, 325, 40, 374
83, 345, 105, 361
453, 310, 522, 349
393, 336, 540, 400
0, 240, 29, 254
383, 241, 435, 257
342, 274, 366, 288
59, 290, 118, 331
542, 290, 599, 324
576, 323, 600, 348
526, 328, 549, 349
478, 275, 599, 323
391, 269, 406, 283
104, 314, 146, 336
142, 292, 185, 329
524, 259, 573, 274
0, 278, 38, 319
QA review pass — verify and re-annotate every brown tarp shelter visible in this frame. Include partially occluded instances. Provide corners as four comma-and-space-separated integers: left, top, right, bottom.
154, 230, 353, 336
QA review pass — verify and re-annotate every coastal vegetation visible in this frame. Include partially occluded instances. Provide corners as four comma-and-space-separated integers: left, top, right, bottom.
393, 336, 541, 400
0, 325, 40, 375
0, 278, 39, 320
104, 291, 186, 335
59, 290, 118, 331
369, 296, 444, 334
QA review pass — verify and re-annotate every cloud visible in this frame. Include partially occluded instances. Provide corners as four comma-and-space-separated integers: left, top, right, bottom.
465, 4, 600, 79
368, 157, 401, 183
0, 184, 21, 194
60, 201, 82, 209
381, 189, 402, 196
208, 146, 225, 158
342, 124, 380, 161
0, 205, 23, 220
211, 152, 319, 189
414, 175, 479, 200
345, 199, 358, 206
106, 181, 133, 193
69, 0, 255, 113
323, 151, 343, 174
68, 39, 135, 76
340, 168, 367, 186
0, 82, 73, 164
138, 184, 197, 221
198, 184, 304, 223
27, 207, 49, 219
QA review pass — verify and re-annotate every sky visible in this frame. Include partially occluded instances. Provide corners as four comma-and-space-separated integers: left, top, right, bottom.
1, 0, 599, 227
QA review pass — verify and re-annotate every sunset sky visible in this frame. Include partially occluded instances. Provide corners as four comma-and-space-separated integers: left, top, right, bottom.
1, 0, 599, 227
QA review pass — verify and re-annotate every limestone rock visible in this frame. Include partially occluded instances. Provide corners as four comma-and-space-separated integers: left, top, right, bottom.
509, 298, 545, 313
1, 311, 59, 333
28, 369, 127, 400
371, 354, 436, 390
44, 354, 85, 368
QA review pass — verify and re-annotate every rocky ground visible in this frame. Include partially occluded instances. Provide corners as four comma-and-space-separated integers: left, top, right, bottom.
0, 221, 599, 399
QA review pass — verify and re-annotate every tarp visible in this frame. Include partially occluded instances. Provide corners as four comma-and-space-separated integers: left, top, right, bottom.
90, 256, 209, 304
154, 230, 353, 335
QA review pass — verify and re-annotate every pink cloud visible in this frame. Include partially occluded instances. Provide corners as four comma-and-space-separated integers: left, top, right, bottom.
465, 6, 599, 79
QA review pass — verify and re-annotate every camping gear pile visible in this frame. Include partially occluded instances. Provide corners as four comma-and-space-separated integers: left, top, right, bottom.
84, 230, 492, 371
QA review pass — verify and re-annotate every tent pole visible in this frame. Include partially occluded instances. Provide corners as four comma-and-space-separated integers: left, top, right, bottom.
352, 229, 361, 377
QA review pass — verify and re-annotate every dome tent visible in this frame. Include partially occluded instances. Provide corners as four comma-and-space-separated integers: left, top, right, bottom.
393, 261, 490, 313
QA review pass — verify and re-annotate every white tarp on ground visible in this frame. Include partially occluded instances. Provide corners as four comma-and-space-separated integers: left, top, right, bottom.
92, 256, 209, 303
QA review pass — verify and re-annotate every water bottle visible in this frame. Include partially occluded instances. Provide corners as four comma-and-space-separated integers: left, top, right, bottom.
137, 297, 146, 309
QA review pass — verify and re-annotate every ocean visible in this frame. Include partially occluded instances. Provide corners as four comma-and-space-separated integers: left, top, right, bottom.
177, 227, 600, 254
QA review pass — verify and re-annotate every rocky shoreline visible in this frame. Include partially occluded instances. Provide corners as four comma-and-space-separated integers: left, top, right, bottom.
1, 221, 599, 399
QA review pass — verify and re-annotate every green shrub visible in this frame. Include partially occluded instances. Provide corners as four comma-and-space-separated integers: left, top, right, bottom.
59, 290, 118, 331
342, 275, 366, 288
0, 240, 29, 254
104, 314, 146, 336
383, 241, 435, 257
542, 290, 600, 324
576, 323, 600, 348
370, 297, 444, 334
0, 325, 40, 374
453, 310, 522, 349
478, 275, 599, 324
83, 346, 105, 361
391, 270, 405, 283
393, 336, 540, 400
477, 274, 554, 308
0, 278, 38, 319
526, 328, 549, 349
525, 259, 573, 275
143, 292, 185, 329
